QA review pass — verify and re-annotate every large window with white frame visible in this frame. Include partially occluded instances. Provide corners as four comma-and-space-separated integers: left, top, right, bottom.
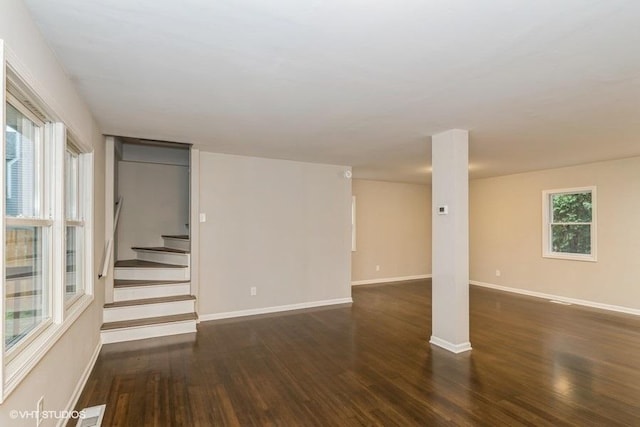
542, 186, 596, 261
4, 95, 52, 354
1, 47, 95, 401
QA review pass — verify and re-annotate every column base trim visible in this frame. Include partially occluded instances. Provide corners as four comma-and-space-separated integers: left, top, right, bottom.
429, 336, 472, 353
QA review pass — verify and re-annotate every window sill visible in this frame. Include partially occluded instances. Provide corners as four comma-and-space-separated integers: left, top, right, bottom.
542, 253, 597, 262
2, 293, 93, 402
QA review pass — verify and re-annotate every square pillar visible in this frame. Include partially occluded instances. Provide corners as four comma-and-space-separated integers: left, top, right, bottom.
430, 129, 471, 353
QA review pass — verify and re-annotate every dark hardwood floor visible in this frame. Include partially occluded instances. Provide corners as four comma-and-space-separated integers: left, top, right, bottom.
72, 280, 640, 426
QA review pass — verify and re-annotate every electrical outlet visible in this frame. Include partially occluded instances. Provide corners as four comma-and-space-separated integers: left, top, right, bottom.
250, 287, 257, 296
375, 265, 380, 271
37, 396, 44, 427
496, 269, 501, 277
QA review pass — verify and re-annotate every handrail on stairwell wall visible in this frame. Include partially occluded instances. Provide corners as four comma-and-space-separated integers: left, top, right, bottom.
99, 196, 123, 279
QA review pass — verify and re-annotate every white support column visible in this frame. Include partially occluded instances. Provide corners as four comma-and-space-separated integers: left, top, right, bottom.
430, 129, 471, 353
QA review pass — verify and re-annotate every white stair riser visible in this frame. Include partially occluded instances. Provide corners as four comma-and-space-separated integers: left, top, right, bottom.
163, 237, 190, 251
114, 283, 191, 302
104, 299, 195, 323
135, 251, 189, 266
115, 267, 190, 281
101, 320, 197, 344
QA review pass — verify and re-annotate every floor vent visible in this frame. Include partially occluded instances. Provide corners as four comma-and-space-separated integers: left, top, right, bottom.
77, 404, 106, 427
549, 300, 572, 305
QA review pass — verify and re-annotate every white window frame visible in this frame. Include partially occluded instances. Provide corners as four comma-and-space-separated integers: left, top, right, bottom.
542, 186, 597, 262
0, 41, 95, 403
4, 94, 53, 362
64, 139, 90, 308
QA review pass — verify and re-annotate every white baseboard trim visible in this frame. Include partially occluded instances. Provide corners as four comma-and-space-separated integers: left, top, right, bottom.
351, 274, 431, 286
59, 340, 102, 427
429, 336, 472, 354
470, 280, 640, 317
199, 297, 353, 322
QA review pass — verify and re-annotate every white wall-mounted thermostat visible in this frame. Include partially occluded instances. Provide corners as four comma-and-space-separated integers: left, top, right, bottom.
437, 205, 448, 215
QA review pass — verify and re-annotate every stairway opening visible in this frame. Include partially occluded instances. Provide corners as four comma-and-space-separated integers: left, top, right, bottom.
101, 137, 197, 343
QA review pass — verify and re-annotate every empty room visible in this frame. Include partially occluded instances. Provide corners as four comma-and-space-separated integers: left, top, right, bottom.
1, 0, 640, 426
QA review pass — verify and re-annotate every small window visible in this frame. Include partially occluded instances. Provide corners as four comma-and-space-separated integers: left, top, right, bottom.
542, 187, 596, 261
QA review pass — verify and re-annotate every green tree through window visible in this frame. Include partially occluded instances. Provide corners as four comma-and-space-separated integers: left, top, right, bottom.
549, 191, 593, 255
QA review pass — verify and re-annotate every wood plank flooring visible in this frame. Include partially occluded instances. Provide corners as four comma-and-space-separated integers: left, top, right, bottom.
72, 279, 640, 426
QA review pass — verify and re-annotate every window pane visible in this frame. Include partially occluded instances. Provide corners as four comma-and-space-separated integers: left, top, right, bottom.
551, 192, 592, 223
65, 150, 79, 220
5, 226, 48, 349
65, 226, 82, 300
551, 224, 591, 254
5, 103, 39, 217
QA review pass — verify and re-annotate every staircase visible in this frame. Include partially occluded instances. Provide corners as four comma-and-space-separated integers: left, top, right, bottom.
101, 235, 197, 344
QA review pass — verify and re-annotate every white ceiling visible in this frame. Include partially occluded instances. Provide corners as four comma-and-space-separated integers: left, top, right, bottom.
24, 0, 640, 183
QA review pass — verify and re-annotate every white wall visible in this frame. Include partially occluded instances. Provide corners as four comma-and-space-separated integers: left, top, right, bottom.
117, 161, 189, 259
0, 0, 104, 425
198, 153, 352, 317
121, 143, 189, 166
470, 156, 640, 311
351, 179, 431, 283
